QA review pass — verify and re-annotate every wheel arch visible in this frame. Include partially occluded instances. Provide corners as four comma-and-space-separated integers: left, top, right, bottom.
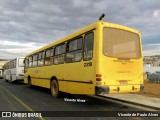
27, 75, 31, 85
27, 75, 31, 80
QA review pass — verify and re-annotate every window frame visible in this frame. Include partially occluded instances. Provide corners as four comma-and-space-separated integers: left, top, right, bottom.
32, 54, 38, 67
37, 51, 45, 67
65, 36, 83, 63
24, 57, 29, 69
44, 47, 54, 66
29, 56, 33, 68
54, 43, 66, 65
18, 58, 24, 67
83, 32, 94, 61
102, 27, 141, 59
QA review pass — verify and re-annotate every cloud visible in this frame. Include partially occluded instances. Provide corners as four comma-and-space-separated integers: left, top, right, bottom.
153, 10, 160, 17
143, 44, 160, 56
0, 39, 44, 59
0, 0, 160, 59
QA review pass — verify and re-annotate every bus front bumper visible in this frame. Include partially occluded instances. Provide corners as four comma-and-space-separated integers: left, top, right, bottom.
95, 84, 144, 94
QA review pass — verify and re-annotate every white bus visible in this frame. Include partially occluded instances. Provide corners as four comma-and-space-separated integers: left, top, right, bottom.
3, 57, 24, 83
0, 70, 3, 79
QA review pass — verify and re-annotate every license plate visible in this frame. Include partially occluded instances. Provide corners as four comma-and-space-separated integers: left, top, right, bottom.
119, 80, 128, 84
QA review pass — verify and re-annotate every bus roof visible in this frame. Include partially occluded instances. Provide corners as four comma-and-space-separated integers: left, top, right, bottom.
25, 20, 140, 57
103, 22, 140, 34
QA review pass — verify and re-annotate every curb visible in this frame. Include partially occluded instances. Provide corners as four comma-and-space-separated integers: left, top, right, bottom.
96, 95, 160, 111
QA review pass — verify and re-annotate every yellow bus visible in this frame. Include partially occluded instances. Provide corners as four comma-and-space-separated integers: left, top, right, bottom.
24, 15, 144, 97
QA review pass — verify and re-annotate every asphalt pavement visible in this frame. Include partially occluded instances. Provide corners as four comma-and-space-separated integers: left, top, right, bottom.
0, 79, 159, 120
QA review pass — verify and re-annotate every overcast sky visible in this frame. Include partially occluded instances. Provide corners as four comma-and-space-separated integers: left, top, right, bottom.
0, 0, 160, 59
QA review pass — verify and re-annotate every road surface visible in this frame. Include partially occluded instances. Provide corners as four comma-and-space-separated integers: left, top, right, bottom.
0, 79, 157, 120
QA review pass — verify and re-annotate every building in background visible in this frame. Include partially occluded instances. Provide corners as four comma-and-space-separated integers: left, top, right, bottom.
143, 55, 160, 67
143, 55, 160, 74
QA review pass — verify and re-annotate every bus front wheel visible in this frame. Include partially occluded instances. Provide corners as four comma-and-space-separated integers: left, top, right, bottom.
5, 77, 8, 82
51, 80, 59, 98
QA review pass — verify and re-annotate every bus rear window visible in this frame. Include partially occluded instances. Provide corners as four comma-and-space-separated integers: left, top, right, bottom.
18, 58, 24, 67
103, 27, 141, 59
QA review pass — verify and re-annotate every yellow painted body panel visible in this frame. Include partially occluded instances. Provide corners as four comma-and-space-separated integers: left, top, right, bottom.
94, 22, 143, 93
108, 85, 141, 94
24, 20, 143, 95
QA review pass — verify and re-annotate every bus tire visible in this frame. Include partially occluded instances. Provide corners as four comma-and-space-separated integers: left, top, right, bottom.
51, 80, 60, 98
28, 77, 33, 88
5, 77, 8, 82
10, 76, 13, 84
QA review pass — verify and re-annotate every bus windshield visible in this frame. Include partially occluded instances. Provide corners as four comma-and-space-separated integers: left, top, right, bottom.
103, 27, 141, 59
18, 58, 24, 67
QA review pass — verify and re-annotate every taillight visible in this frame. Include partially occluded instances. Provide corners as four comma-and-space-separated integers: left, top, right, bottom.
96, 74, 102, 85
96, 74, 102, 77
96, 74, 102, 81
96, 78, 102, 81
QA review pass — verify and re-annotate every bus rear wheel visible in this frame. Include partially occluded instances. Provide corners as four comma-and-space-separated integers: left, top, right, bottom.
51, 80, 59, 98
28, 77, 33, 88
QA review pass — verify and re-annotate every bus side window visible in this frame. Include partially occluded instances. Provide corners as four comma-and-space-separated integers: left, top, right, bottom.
14, 59, 16, 68
38, 52, 44, 66
29, 56, 33, 67
9, 62, 11, 69
66, 37, 82, 63
84, 32, 94, 61
54, 43, 66, 64
33, 54, 38, 67
41, 51, 45, 66
11, 60, 13, 69
51, 47, 54, 64
45, 49, 53, 66
38, 53, 41, 66
25, 58, 29, 69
